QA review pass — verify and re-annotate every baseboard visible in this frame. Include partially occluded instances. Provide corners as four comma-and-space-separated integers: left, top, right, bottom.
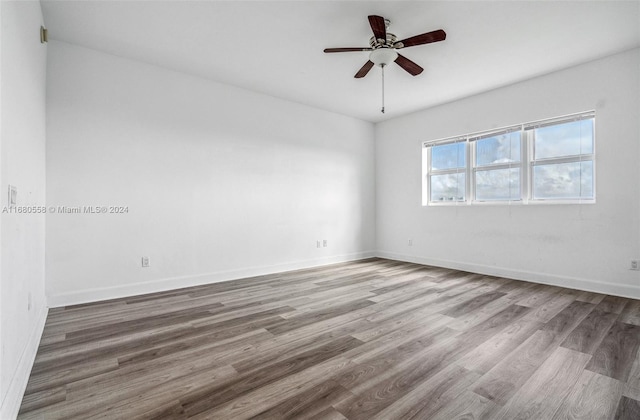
376, 251, 640, 300
0, 305, 48, 420
48, 251, 377, 307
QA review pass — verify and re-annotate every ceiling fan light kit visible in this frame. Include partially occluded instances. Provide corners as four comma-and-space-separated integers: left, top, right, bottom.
324, 15, 446, 113
369, 48, 398, 66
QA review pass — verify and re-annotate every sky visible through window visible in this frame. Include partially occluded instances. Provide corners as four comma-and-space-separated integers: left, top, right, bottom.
533, 119, 594, 199
431, 142, 465, 171
430, 142, 465, 201
475, 132, 521, 200
430, 172, 465, 202
534, 119, 593, 159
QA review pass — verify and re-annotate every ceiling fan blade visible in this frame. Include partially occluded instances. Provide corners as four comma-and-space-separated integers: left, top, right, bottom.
395, 29, 446, 49
355, 60, 375, 78
324, 47, 373, 53
368, 15, 386, 41
394, 54, 423, 76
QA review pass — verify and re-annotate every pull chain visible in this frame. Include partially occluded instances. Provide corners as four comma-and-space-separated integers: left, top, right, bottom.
381, 64, 385, 114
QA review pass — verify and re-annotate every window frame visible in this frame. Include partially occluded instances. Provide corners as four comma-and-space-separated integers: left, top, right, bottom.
423, 138, 468, 205
422, 111, 596, 206
470, 128, 524, 204
526, 116, 596, 204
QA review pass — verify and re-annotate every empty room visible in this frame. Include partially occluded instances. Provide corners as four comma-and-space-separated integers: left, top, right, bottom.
2, 0, 640, 419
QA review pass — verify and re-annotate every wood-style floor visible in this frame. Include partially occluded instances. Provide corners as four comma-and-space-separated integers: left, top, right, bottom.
19, 258, 640, 419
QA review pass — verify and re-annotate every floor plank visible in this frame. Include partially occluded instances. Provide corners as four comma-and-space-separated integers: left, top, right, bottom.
586, 321, 640, 381
456, 318, 543, 374
370, 364, 481, 420
440, 290, 507, 318
614, 396, 640, 420
429, 390, 500, 420
333, 336, 471, 420
493, 346, 591, 420
560, 307, 619, 354
596, 295, 629, 314
552, 370, 623, 420
180, 336, 364, 417
471, 300, 595, 405
250, 379, 353, 419
619, 299, 640, 326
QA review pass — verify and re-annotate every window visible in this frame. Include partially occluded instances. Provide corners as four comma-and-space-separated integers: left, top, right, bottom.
425, 140, 466, 203
423, 111, 595, 205
528, 118, 594, 201
473, 130, 522, 202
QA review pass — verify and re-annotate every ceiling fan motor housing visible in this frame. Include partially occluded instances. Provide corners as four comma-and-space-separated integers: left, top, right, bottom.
369, 32, 398, 49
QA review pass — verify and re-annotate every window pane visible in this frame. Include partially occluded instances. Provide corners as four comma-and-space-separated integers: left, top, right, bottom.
476, 132, 521, 166
475, 168, 521, 201
431, 142, 465, 171
430, 173, 465, 202
533, 161, 594, 199
534, 119, 593, 159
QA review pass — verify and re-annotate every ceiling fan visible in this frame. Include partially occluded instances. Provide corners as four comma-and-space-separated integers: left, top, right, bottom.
324, 15, 446, 112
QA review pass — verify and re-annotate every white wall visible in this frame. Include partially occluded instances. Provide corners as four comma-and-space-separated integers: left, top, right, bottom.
46, 41, 375, 306
0, 1, 48, 418
376, 48, 640, 299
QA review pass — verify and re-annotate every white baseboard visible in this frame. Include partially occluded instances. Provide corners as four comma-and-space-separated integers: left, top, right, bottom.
0, 305, 48, 420
48, 251, 377, 308
376, 251, 640, 300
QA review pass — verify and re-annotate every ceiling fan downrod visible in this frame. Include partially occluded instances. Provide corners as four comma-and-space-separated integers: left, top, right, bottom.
381, 64, 385, 114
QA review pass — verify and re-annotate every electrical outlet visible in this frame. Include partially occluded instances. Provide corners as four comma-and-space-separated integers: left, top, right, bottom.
631, 260, 640, 271
142, 256, 150, 268
316, 240, 321, 248
408, 239, 413, 246
323, 239, 327, 248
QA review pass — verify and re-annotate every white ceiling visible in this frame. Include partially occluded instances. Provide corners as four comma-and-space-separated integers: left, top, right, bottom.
41, 1, 640, 123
